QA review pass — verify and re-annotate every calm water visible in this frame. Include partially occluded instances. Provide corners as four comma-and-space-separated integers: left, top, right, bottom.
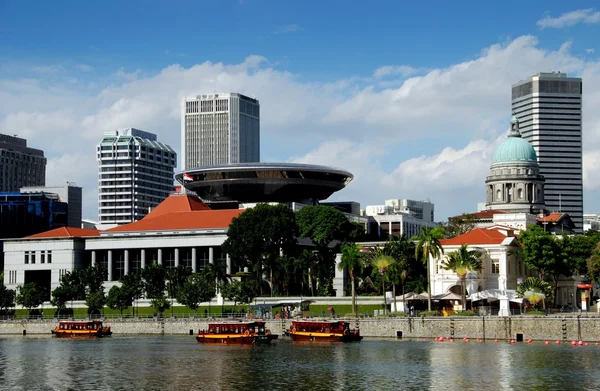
0, 335, 598, 390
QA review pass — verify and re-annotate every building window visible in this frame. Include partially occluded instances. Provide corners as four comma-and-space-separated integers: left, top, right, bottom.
41, 251, 45, 264
491, 259, 500, 274
496, 189, 502, 201
24, 251, 29, 264
47, 251, 52, 264
31, 252, 36, 264
517, 188, 523, 200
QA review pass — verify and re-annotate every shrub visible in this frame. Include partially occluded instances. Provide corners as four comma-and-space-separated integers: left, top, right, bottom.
453, 310, 476, 316
420, 310, 439, 317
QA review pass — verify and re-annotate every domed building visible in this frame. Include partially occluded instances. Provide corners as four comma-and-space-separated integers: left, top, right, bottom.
485, 115, 545, 214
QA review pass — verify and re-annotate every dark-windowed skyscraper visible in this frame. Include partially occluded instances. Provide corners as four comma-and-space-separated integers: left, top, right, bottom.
512, 72, 583, 232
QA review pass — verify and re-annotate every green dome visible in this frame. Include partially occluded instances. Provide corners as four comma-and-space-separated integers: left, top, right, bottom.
493, 137, 537, 163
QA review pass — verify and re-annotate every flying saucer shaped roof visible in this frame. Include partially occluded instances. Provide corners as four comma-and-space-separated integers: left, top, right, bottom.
176, 162, 353, 203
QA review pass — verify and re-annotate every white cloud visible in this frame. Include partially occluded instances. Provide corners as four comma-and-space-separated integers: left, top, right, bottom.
373, 65, 418, 78
537, 9, 600, 29
76, 64, 94, 72
586, 48, 595, 54
2, 36, 600, 220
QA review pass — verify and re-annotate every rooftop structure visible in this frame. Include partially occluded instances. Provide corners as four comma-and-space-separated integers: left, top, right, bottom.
177, 163, 353, 204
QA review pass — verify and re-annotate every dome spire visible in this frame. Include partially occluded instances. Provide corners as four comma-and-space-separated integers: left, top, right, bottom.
508, 113, 521, 138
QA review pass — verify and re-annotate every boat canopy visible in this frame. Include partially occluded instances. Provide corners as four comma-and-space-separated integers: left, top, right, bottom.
469, 289, 523, 304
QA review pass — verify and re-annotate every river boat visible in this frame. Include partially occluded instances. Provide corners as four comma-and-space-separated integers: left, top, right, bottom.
288, 320, 362, 342
196, 321, 278, 344
51, 320, 112, 338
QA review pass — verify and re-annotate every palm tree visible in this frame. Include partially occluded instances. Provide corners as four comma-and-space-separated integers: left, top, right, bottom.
441, 244, 482, 311
516, 277, 552, 310
371, 255, 395, 314
413, 226, 445, 311
383, 236, 412, 313
339, 243, 364, 315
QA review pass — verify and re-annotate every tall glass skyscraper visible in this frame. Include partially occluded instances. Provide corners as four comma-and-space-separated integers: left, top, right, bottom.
511, 72, 583, 232
180, 93, 260, 171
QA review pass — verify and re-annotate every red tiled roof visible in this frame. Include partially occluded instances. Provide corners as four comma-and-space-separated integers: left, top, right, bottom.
440, 228, 513, 246
106, 209, 244, 232
538, 213, 565, 223
450, 210, 506, 220
27, 227, 100, 239
144, 194, 210, 219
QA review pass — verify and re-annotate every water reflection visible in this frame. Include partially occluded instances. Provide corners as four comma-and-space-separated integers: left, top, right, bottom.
0, 336, 599, 390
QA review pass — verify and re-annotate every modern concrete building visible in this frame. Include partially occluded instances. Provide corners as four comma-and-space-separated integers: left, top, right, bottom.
20, 183, 82, 228
583, 213, 600, 232
512, 72, 583, 232
362, 199, 437, 239
181, 93, 260, 171
485, 115, 545, 214
0, 133, 46, 192
97, 128, 176, 225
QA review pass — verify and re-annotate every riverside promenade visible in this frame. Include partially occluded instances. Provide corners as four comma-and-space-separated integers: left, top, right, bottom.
4, 315, 600, 341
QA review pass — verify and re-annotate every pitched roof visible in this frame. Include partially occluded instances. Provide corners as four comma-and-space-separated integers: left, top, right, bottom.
450, 210, 506, 220
144, 194, 210, 218
538, 213, 566, 223
440, 227, 514, 246
106, 209, 244, 233
26, 227, 100, 239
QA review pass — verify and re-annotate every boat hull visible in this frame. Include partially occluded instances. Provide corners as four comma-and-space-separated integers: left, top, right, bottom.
196, 334, 278, 345
289, 332, 362, 342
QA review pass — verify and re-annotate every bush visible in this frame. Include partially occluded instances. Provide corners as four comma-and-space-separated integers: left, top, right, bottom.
524, 309, 546, 315
420, 310, 439, 317
453, 310, 477, 316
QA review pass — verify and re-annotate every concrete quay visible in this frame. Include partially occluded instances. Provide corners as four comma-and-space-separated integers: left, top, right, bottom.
3, 316, 600, 342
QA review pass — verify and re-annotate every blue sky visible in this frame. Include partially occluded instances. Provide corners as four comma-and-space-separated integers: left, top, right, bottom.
1, 1, 599, 221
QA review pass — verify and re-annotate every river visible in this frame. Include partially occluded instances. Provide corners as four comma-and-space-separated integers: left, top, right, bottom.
0, 335, 597, 390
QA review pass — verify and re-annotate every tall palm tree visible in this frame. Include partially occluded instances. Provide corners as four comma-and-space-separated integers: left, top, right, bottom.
384, 236, 412, 313
441, 244, 482, 311
339, 243, 364, 315
516, 277, 552, 310
413, 226, 445, 311
371, 255, 395, 314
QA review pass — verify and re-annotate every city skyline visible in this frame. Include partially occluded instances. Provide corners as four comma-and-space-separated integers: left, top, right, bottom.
1, 2, 599, 221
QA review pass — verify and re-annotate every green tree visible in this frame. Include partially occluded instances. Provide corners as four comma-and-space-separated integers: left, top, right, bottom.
142, 262, 166, 299
441, 244, 482, 311
150, 293, 170, 317
50, 285, 73, 316
0, 284, 16, 315
220, 280, 258, 310
16, 283, 45, 314
106, 285, 132, 316
222, 204, 298, 295
166, 265, 192, 317
297, 205, 356, 296
381, 236, 414, 314
443, 213, 476, 239
587, 243, 600, 283
518, 225, 561, 280
83, 264, 108, 294
176, 272, 216, 317
85, 291, 105, 316
371, 255, 395, 314
339, 243, 364, 315
412, 226, 445, 311
120, 272, 144, 316
516, 277, 553, 309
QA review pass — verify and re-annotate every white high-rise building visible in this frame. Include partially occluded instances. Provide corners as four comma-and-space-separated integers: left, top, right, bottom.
181, 92, 260, 170
97, 128, 176, 225
512, 72, 583, 232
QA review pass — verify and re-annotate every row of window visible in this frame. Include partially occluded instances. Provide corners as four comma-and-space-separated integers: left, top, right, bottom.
24, 250, 52, 264
7, 270, 17, 284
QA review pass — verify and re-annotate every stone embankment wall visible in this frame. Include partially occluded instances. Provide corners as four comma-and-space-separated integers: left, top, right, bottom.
3, 316, 600, 341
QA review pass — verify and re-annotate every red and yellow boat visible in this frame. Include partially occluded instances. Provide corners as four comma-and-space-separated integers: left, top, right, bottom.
196, 321, 278, 344
288, 320, 362, 342
52, 320, 112, 338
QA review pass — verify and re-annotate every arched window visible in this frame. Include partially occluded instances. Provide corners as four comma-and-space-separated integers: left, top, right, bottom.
517, 188, 523, 199
496, 189, 502, 201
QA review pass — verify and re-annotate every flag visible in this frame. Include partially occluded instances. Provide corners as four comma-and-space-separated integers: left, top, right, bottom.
183, 173, 193, 182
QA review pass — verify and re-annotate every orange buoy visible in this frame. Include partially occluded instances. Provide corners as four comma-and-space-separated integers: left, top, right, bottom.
494, 339, 499, 343
545, 341, 550, 345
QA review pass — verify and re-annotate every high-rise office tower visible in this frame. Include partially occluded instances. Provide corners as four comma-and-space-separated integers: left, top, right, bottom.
0, 133, 46, 192
97, 128, 176, 225
181, 92, 260, 170
512, 72, 583, 232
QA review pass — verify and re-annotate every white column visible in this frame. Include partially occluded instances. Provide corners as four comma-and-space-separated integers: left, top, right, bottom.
226, 254, 231, 275
333, 253, 344, 298
498, 251, 510, 317
191, 248, 197, 273
209, 247, 214, 264
107, 250, 113, 282
141, 249, 146, 269
124, 250, 129, 276
157, 249, 163, 266
91, 251, 96, 267
174, 248, 179, 268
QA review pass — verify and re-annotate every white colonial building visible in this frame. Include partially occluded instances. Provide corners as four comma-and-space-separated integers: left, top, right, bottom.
3, 194, 243, 297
